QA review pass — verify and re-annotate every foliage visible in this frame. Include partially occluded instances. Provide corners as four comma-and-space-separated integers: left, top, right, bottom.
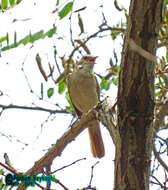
0, 0, 168, 189
0, 170, 9, 190
1, 26, 56, 51
100, 77, 115, 91
65, 91, 73, 111
0, 0, 22, 10
58, 78, 67, 94
47, 88, 54, 98
59, 2, 73, 19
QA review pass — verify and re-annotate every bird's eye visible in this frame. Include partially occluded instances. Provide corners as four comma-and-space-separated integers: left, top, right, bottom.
78, 65, 83, 69
83, 56, 88, 60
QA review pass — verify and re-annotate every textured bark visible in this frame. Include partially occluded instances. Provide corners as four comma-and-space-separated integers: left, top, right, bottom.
116, 0, 163, 190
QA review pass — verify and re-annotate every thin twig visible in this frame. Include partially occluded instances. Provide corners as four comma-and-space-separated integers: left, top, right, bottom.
16, 106, 98, 190
21, 46, 42, 99
68, 27, 125, 62
151, 175, 164, 189
55, 178, 69, 190
0, 161, 22, 175
89, 161, 99, 186
51, 157, 86, 174
0, 161, 50, 190
54, 46, 61, 74
69, 0, 75, 46
0, 104, 69, 114
153, 141, 168, 172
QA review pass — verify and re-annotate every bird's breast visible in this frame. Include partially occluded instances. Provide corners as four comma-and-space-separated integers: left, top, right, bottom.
69, 72, 99, 113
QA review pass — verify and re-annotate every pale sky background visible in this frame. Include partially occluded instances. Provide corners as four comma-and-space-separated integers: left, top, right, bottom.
0, 0, 165, 190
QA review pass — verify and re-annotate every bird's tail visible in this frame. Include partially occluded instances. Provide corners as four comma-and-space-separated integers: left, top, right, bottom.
88, 120, 105, 158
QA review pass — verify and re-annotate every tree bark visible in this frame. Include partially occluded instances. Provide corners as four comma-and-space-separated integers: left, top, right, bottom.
116, 0, 163, 190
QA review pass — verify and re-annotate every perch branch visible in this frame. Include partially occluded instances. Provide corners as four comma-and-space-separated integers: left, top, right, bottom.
16, 109, 96, 189
16, 97, 116, 190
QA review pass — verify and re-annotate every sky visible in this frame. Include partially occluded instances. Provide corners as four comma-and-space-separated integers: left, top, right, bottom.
0, 0, 131, 189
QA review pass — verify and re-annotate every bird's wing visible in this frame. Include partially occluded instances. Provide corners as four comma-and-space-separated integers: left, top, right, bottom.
66, 73, 83, 118
92, 73, 100, 100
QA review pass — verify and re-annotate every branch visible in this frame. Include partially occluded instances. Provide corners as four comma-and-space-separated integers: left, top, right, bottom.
129, 39, 158, 63
0, 104, 69, 114
68, 27, 125, 62
0, 161, 46, 190
150, 175, 164, 189
51, 157, 86, 174
0, 161, 22, 176
55, 178, 69, 190
154, 100, 168, 131
89, 161, 99, 186
153, 141, 168, 172
54, 46, 61, 74
16, 109, 96, 189
16, 97, 116, 190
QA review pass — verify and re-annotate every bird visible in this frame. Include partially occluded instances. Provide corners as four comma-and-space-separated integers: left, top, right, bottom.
67, 55, 105, 158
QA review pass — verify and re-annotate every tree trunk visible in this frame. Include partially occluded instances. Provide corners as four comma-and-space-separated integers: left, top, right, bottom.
115, 0, 163, 190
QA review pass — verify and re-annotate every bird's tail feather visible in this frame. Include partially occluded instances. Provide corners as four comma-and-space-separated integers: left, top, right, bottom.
88, 120, 105, 158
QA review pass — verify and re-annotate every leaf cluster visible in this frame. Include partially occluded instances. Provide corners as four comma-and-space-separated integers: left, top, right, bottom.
0, 0, 22, 10
1, 26, 56, 51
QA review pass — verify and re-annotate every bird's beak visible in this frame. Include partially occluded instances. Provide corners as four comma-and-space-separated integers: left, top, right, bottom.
90, 56, 98, 64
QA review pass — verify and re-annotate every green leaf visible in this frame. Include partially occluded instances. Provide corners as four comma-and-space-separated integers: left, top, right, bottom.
9, 0, 15, 6
155, 90, 161, 97
117, 66, 120, 73
16, 0, 22, 4
1, 26, 56, 51
59, 2, 73, 19
56, 0, 59, 6
3, 185, 9, 190
120, 19, 126, 28
111, 30, 119, 40
47, 88, 54, 98
44, 26, 57, 38
6, 33, 9, 45
65, 91, 73, 109
58, 78, 67, 94
158, 77, 164, 86
112, 78, 118, 86
109, 58, 113, 66
30, 31, 43, 43
78, 13, 84, 34
155, 82, 162, 87
100, 77, 112, 90
14, 31, 17, 46
40, 83, 43, 99
2, 0, 8, 9
166, 50, 168, 62
0, 169, 4, 175
114, 0, 117, 7
100, 77, 116, 90
0, 35, 8, 43
19, 33, 31, 45
100, 77, 106, 90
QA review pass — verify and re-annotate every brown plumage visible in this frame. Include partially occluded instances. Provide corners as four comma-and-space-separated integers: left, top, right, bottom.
67, 55, 105, 158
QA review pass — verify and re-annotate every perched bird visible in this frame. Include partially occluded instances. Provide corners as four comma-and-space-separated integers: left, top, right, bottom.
67, 55, 105, 158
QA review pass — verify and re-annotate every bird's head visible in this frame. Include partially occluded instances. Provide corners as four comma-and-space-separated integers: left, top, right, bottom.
77, 55, 98, 73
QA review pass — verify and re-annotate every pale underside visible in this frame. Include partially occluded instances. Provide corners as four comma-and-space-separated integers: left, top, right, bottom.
68, 71, 99, 114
